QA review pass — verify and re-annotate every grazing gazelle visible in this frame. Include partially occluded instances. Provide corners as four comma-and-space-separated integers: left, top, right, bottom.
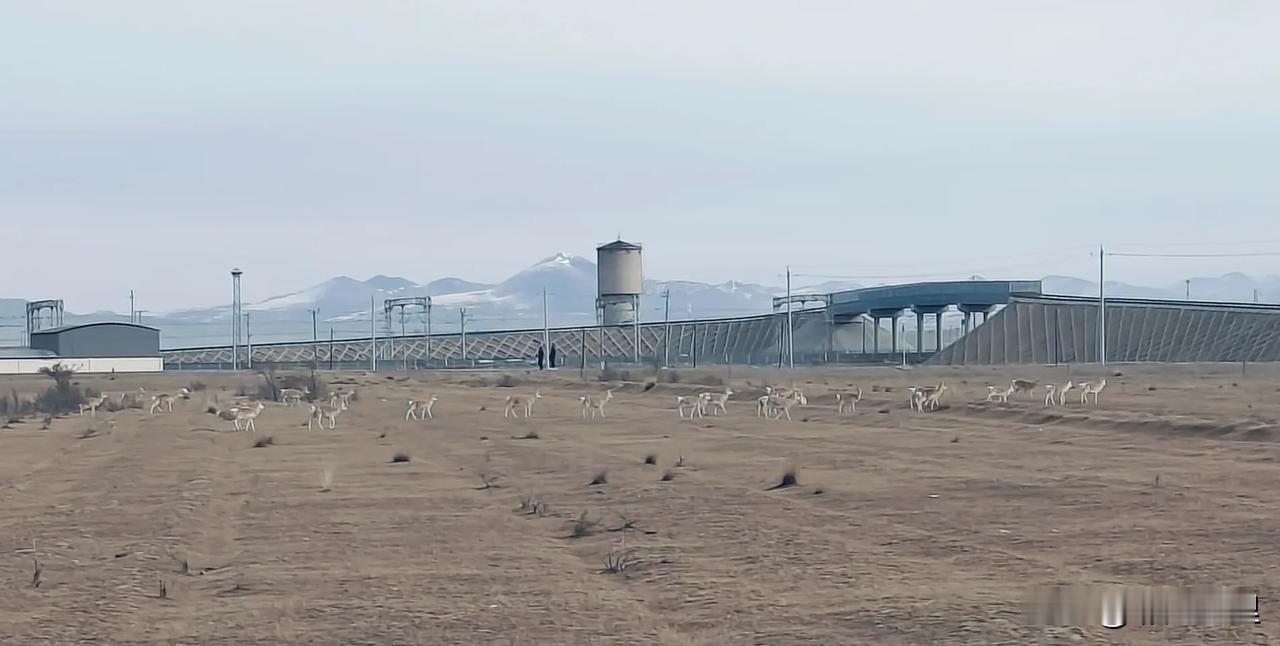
835, 388, 863, 414
1009, 379, 1038, 399
503, 391, 542, 419
149, 388, 189, 414
79, 393, 109, 417
405, 395, 439, 421
1079, 379, 1108, 405
280, 387, 309, 407
233, 402, 265, 432
578, 389, 614, 420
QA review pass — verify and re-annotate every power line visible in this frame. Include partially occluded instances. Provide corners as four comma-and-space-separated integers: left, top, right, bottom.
1107, 251, 1280, 259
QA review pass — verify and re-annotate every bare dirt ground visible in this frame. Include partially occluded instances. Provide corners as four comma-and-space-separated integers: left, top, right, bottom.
2, 364, 1279, 645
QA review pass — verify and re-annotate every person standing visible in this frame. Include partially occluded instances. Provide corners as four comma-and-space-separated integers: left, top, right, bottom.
549, 344, 558, 369
536, 344, 545, 370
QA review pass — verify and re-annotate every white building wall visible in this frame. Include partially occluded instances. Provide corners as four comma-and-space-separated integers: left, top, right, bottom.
0, 357, 163, 375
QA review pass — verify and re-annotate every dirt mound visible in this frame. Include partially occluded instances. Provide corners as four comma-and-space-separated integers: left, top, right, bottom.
959, 402, 1278, 441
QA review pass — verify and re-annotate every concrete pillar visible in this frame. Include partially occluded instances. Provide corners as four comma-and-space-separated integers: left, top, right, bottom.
963, 311, 972, 333
891, 315, 899, 354
935, 311, 944, 351
872, 317, 880, 354
915, 312, 924, 356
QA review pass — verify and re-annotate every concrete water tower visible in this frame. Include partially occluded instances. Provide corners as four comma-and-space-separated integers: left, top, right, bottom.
596, 240, 643, 325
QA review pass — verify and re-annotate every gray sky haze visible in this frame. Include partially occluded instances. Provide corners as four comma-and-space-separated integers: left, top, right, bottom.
3, 2, 1278, 311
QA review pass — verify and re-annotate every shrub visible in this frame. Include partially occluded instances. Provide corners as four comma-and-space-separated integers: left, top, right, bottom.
660, 470, 675, 482
767, 466, 798, 490
588, 470, 608, 486
497, 374, 517, 388
277, 372, 328, 402
643, 453, 657, 465
571, 511, 600, 538
253, 436, 274, 448
186, 380, 208, 392
391, 452, 411, 463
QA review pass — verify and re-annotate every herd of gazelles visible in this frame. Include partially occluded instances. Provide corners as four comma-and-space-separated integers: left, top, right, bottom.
73, 376, 1110, 431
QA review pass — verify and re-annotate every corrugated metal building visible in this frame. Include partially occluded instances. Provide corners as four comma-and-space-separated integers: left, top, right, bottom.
1, 322, 162, 374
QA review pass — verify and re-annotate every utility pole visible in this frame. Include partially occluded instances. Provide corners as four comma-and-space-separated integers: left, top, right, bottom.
1098, 244, 1106, 366
542, 289, 550, 355
370, 295, 377, 372
329, 327, 335, 370
231, 268, 242, 371
426, 297, 433, 367
244, 312, 252, 369
786, 265, 794, 370
662, 289, 671, 368
311, 309, 319, 369
400, 307, 408, 371
129, 290, 135, 324
460, 308, 468, 361
1254, 289, 1260, 304
1185, 279, 1191, 301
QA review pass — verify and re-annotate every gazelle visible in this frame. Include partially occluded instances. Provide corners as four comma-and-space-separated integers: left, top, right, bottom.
281, 387, 309, 407
1043, 384, 1058, 407
405, 395, 439, 421
835, 388, 863, 414
1009, 379, 1038, 399
330, 390, 354, 411
308, 402, 341, 430
699, 388, 733, 416
149, 392, 182, 414
985, 385, 1014, 403
1058, 381, 1075, 406
1079, 379, 1107, 405
922, 384, 948, 411
503, 391, 542, 419
578, 389, 614, 420
677, 394, 708, 419
768, 386, 808, 406
233, 402, 265, 432
763, 394, 799, 421
79, 393, 109, 417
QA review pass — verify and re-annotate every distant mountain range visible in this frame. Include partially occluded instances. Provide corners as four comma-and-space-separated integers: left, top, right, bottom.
5, 257, 1279, 337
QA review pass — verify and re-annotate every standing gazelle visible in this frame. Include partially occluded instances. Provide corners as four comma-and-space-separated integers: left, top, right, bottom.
1079, 379, 1108, 405
406, 395, 439, 421
579, 390, 614, 420
835, 388, 863, 414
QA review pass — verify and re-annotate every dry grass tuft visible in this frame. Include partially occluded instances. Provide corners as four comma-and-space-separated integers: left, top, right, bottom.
514, 430, 539, 440
252, 436, 274, 448
588, 470, 608, 486
390, 452, 411, 464
643, 453, 657, 465
477, 472, 499, 490
30, 556, 42, 588
660, 470, 676, 482
602, 547, 636, 574
517, 495, 546, 516
675, 455, 685, 468
571, 511, 601, 538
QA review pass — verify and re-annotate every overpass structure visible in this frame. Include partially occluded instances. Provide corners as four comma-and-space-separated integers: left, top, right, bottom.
775, 280, 1043, 360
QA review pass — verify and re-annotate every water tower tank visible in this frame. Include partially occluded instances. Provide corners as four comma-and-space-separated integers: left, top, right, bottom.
596, 240, 642, 325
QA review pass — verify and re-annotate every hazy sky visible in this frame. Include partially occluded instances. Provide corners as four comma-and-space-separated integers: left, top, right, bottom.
3, 2, 1278, 312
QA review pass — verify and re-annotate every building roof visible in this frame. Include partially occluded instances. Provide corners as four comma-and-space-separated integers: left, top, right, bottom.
0, 347, 58, 358
597, 239, 642, 251
29, 321, 161, 335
